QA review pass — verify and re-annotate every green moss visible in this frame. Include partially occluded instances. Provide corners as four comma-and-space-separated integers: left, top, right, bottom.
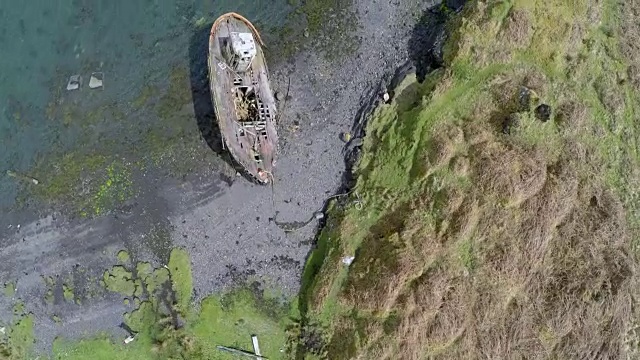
191, 290, 292, 359
167, 248, 193, 316
63, 284, 74, 302
27, 154, 135, 218
53, 248, 295, 360
102, 266, 135, 297
123, 301, 155, 334
52, 334, 156, 360
91, 161, 134, 216
0, 314, 34, 359
136, 262, 153, 277
3, 282, 15, 298
117, 250, 130, 264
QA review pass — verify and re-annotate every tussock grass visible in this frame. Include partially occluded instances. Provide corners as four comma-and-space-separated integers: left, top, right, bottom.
300, 0, 640, 359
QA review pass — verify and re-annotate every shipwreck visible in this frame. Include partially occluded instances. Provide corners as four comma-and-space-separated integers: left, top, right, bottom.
208, 12, 278, 184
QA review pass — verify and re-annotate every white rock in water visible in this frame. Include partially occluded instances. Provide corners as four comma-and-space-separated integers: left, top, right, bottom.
66, 75, 82, 91
383, 92, 390, 102
89, 72, 104, 89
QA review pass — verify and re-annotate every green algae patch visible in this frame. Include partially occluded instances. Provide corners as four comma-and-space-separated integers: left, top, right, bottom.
52, 334, 156, 360
3, 282, 15, 298
116, 250, 130, 264
62, 284, 74, 302
191, 290, 293, 359
54, 249, 296, 359
102, 250, 187, 316
167, 248, 192, 316
25, 153, 136, 218
90, 161, 134, 216
52, 290, 295, 360
0, 314, 35, 359
102, 266, 136, 297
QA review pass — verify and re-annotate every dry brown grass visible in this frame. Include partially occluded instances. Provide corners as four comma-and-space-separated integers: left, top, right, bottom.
620, 0, 640, 93
303, 1, 640, 359
341, 117, 636, 359
499, 8, 533, 50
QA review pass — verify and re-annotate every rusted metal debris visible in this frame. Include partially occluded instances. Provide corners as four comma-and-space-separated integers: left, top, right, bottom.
208, 12, 278, 185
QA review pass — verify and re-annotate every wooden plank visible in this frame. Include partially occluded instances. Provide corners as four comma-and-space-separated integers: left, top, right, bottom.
251, 335, 263, 360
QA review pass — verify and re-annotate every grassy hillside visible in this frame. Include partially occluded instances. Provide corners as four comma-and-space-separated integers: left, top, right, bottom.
299, 0, 640, 358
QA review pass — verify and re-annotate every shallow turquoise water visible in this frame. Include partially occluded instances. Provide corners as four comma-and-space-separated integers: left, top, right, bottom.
0, 0, 291, 209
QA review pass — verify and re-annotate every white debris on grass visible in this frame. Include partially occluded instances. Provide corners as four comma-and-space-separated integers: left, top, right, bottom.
342, 256, 355, 266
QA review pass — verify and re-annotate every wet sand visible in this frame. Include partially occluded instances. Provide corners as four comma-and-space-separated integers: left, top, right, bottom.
0, 0, 443, 351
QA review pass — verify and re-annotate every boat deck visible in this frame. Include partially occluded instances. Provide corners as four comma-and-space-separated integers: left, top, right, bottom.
208, 13, 278, 183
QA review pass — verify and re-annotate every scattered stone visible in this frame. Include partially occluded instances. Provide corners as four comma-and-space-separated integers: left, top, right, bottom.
89, 72, 104, 89
303, 29, 310, 38
518, 86, 535, 111
66, 75, 82, 91
382, 92, 390, 103
535, 104, 552, 122
314, 212, 324, 220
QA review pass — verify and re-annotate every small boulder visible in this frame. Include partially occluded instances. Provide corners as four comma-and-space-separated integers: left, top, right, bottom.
517, 86, 539, 111
535, 104, 552, 122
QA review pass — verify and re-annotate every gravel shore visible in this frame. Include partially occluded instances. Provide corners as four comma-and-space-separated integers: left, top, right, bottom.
0, 0, 443, 351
